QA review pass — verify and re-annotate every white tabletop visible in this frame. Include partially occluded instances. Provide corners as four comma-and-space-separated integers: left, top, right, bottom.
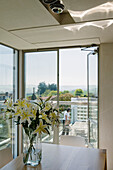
1, 143, 106, 170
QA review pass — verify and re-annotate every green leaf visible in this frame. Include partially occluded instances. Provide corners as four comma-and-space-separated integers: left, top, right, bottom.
33, 102, 43, 110
45, 95, 52, 102
39, 97, 43, 104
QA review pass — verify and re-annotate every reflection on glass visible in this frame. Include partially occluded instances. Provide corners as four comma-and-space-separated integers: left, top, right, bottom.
0, 44, 18, 157
25, 51, 57, 142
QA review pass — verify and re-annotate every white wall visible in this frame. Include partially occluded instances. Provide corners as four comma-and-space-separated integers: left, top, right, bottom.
99, 43, 113, 170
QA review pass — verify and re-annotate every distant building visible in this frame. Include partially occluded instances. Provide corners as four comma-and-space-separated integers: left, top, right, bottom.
71, 97, 98, 123
0, 92, 12, 101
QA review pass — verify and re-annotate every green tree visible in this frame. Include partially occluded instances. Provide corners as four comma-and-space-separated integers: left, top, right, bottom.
59, 93, 74, 101
42, 89, 51, 97
48, 90, 57, 96
61, 90, 69, 94
37, 82, 47, 96
48, 83, 57, 91
74, 89, 84, 97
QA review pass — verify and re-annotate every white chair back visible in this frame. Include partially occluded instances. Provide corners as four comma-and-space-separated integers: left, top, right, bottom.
60, 135, 86, 147
0, 147, 13, 168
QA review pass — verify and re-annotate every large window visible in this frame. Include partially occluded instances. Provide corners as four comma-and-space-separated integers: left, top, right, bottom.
0, 44, 18, 157
25, 47, 98, 148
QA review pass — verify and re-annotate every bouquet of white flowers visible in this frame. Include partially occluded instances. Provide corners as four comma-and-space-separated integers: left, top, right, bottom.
4, 96, 59, 165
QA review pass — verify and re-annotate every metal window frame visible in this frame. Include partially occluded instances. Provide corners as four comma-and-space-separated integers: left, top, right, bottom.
12, 49, 19, 158
21, 45, 99, 148
87, 47, 99, 148
17, 50, 25, 155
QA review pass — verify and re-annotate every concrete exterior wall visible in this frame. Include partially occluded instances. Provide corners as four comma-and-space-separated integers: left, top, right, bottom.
99, 43, 113, 170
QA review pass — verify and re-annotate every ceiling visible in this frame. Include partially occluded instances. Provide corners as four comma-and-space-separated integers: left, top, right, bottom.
1, 0, 113, 50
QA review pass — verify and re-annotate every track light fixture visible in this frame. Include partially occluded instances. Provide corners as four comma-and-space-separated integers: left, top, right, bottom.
43, 0, 64, 14
50, 1, 64, 14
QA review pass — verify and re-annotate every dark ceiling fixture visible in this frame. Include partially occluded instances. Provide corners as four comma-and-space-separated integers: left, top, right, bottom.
42, 0, 58, 4
50, 1, 64, 14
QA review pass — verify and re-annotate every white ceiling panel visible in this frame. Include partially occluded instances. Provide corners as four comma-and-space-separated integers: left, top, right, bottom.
64, 0, 113, 11
0, 28, 37, 49
0, 0, 59, 31
10, 25, 100, 43
11, 26, 74, 43
11, 19, 113, 44
64, 0, 113, 22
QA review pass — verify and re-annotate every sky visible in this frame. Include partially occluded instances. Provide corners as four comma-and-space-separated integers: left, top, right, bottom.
25, 48, 98, 88
60, 48, 87, 86
0, 45, 13, 86
0, 44, 98, 93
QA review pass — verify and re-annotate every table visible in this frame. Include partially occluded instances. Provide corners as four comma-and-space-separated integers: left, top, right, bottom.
1, 143, 106, 170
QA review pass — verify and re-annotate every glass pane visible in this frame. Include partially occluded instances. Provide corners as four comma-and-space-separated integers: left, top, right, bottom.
25, 51, 57, 143
88, 49, 98, 148
59, 48, 88, 146
0, 44, 18, 157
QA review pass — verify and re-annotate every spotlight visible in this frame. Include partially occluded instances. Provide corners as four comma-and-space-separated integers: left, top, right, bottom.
50, 1, 64, 14
42, 0, 58, 4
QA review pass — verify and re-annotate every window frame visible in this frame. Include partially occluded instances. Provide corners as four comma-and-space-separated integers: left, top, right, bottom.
0, 43, 19, 158
23, 46, 99, 148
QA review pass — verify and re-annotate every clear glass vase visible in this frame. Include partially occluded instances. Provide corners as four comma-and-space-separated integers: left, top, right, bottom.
23, 132, 42, 166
